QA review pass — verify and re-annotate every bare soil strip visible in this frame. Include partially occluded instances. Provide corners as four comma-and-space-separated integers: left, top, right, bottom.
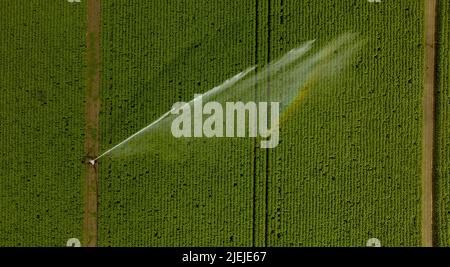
422, 0, 437, 247
83, 0, 101, 247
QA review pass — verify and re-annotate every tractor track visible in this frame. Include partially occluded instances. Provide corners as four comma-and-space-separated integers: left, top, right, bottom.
83, 0, 101, 247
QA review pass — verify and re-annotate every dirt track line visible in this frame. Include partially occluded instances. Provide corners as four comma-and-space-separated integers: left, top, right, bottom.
422, 0, 437, 247
83, 0, 101, 247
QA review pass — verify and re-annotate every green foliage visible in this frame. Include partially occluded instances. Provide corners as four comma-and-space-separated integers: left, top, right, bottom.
99, 0, 424, 246
436, 0, 450, 247
0, 1, 86, 246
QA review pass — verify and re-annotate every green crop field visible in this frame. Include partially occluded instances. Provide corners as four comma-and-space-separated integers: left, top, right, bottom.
436, 0, 450, 247
0, 1, 86, 246
0, 0, 448, 248
266, 1, 424, 246
99, 0, 258, 246
98, 0, 423, 247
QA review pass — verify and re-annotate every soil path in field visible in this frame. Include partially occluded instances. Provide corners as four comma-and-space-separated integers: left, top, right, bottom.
83, 0, 101, 247
422, 0, 437, 247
